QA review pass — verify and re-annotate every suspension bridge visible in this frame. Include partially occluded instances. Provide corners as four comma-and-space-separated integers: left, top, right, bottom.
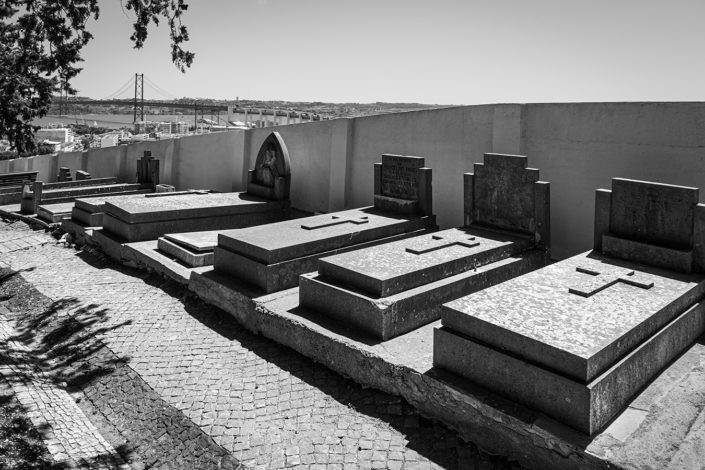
56, 74, 324, 128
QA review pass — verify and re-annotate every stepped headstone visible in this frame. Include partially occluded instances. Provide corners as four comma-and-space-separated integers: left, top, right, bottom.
136, 151, 159, 189
300, 153, 551, 340
434, 177, 705, 435
213, 154, 437, 293
57, 167, 72, 182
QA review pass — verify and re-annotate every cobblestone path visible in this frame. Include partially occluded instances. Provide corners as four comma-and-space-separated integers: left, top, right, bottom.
0, 222, 517, 470
0, 309, 130, 469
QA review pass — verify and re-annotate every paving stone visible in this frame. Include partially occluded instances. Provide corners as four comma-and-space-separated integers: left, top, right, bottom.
0, 220, 521, 469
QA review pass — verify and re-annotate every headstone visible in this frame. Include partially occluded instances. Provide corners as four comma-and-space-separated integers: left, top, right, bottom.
246, 132, 291, 201
435, 177, 705, 435
373, 154, 432, 216
136, 151, 159, 189
75, 170, 91, 181
57, 167, 71, 182
465, 153, 550, 249
300, 153, 551, 339
20, 180, 43, 214
595, 177, 702, 272
213, 155, 437, 293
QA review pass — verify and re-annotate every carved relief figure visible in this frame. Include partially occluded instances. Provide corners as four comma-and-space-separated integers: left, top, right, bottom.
256, 146, 279, 187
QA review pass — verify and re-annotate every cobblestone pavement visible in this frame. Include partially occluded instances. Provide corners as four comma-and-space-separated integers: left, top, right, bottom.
0, 222, 519, 470
0, 220, 49, 253
0, 302, 128, 469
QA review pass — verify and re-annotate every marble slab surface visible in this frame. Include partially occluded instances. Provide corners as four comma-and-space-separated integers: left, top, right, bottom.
318, 226, 532, 297
105, 192, 276, 223
442, 251, 705, 382
163, 231, 220, 252
218, 207, 431, 264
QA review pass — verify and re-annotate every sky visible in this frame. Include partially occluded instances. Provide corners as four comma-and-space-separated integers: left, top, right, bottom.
71, 0, 705, 105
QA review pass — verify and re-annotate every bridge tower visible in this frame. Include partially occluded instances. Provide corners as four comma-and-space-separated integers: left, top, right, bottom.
133, 73, 145, 123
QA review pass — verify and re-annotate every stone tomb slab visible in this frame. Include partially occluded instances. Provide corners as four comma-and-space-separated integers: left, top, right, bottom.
36, 202, 76, 223
100, 191, 288, 242
66, 192, 152, 228
435, 251, 705, 434
157, 231, 220, 267
300, 226, 545, 340
215, 207, 436, 293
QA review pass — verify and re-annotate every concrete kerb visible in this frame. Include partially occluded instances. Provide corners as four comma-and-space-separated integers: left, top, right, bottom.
187, 267, 608, 470
0, 207, 53, 231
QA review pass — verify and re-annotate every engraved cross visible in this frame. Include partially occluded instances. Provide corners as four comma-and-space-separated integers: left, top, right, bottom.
405, 234, 480, 255
301, 214, 370, 230
568, 266, 654, 297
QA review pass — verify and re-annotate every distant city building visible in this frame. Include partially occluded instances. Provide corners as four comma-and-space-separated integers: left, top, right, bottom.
40, 140, 62, 153
36, 128, 74, 144
171, 121, 189, 134
135, 121, 189, 135
89, 132, 121, 149
134, 121, 151, 134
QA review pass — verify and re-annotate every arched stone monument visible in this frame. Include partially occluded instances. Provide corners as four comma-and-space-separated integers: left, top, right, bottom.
247, 132, 291, 201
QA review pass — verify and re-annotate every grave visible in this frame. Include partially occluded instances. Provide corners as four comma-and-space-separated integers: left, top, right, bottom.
299, 153, 551, 340
210, 153, 437, 294
93, 132, 293, 263
22, 177, 147, 218
139, 132, 294, 271
434, 177, 705, 435
61, 191, 154, 240
157, 230, 219, 267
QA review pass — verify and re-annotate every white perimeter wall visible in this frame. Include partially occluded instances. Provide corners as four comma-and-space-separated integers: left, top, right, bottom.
9, 102, 705, 259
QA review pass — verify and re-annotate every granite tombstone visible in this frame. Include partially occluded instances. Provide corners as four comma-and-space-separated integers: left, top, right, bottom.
434, 177, 705, 435
299, 153, 551, 340
211, 154, 437, 293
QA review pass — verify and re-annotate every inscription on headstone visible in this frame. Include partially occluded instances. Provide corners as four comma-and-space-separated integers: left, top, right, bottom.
472, 154, 539, 234
609, 178, 698, 250
568, 266, 654, 298
301, 214, 369, 230
380, 154, 424, 200
405, 235, 479, 255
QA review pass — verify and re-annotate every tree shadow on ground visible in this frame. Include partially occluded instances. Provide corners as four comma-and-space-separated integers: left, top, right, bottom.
1, 297, 133, 390
0, 266, 139, 468
170, 283, 520, 470
18, 247, 517, 468
0, 385, 66, 470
